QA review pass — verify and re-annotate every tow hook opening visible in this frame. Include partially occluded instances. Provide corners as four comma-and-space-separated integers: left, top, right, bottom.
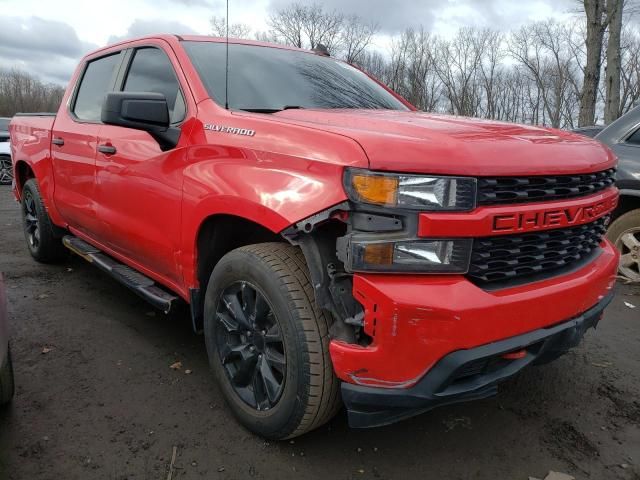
501, 349, 527, 360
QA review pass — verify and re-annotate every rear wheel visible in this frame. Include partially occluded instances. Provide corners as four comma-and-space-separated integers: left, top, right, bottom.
21, 179, 67, 263
0, 155, 12, 185
0, 345, 15, 406
607, 209, 640, 283
204, 243, 341, 439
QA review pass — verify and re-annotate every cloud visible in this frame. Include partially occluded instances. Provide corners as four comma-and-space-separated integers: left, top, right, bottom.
267, 0, 436, 33
267, 0, 576, 34
0, 16, 98, 84
166, 0, 214, 6
107, 19, 200, 44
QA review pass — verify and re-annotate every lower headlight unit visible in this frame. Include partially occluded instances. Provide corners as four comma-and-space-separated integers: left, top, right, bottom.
348, 238, 473, 273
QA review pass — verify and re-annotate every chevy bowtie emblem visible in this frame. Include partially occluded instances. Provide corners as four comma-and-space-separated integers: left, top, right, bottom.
204, 123, 255, 136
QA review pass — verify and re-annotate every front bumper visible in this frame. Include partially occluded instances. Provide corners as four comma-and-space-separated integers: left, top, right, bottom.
330, 240, 618, 388
342, 291, 614, 428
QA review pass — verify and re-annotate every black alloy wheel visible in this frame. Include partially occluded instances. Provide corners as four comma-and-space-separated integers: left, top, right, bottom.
215, 281, 286, 411
22, 189, 40, 251
204, 243, 342, 439
20, 179, 67, 263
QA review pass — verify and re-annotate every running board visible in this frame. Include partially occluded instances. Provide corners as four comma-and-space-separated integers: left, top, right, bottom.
62, 235, 177, 313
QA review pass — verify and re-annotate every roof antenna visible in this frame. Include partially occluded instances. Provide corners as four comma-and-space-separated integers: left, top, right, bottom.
224, 0, 230, 110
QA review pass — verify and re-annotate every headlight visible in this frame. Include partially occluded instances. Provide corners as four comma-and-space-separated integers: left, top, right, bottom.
344, 238, 473, 273
344, 169, 476, 211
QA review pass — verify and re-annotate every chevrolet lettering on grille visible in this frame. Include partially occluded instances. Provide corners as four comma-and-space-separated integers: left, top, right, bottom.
491, 196, 618, 233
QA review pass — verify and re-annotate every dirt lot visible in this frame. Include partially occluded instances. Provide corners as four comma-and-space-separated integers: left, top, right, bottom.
0, 184, 638, 480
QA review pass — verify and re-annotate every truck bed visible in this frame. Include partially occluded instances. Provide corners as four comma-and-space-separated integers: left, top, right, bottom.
9, 113, 56, 166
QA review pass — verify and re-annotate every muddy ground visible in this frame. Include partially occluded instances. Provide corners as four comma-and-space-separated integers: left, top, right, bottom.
0, 184, 638, 480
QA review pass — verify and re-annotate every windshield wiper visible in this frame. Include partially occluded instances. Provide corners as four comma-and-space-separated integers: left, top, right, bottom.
238, 106, 305, 114
238, 108, 281, 113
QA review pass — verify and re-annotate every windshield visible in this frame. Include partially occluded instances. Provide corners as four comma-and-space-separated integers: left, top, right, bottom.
183, 42, 408, 112
0, 118, 9, 131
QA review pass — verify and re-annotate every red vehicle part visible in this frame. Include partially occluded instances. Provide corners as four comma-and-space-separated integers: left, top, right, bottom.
330, 240, 618, 388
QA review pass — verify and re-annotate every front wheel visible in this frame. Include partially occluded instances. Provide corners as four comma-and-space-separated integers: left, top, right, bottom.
607, 209, 640, 283
204, 243, 341, 439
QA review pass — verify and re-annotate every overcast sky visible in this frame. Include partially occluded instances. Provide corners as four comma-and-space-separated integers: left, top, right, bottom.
0, 0, 579, 85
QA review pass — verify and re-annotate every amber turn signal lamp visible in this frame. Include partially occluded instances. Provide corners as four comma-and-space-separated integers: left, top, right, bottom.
362, 243, 394, 266
351, 173, 399, 206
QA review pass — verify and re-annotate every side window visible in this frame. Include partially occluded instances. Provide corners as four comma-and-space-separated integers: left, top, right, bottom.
625, 127, 640, 146
124, 48, 185, 124
73, 53, 121, 122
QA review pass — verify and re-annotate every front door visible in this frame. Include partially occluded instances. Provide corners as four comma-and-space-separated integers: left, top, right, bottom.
95, 46, 189, 286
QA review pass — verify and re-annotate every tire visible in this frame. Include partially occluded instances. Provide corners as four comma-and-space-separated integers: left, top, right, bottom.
21, 179, 67, 263
204, 243, 341, 439
0, 345, 15, 406
607, 209, 640, 283
0, 155, 12, 185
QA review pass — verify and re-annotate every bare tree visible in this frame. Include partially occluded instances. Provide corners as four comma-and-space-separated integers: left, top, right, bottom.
301, 4, 344, 51
604, 0, 625, 123
0, 69, 65, 116
432, 27, 486, 117
578, 0, 621, 126
477, 29, 504, 119
267, 3, 306, 47
210, 15, 252, 39
340, 16, 378, 64
620, 28, 640, 113
509, 21, 581, 128
267, 3, 344, 53
356, 50, 391, 84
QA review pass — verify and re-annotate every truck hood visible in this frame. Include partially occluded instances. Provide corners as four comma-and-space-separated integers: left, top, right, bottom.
269, 109, 616, 176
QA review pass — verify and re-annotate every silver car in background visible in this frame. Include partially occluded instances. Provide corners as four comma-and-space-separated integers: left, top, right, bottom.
0, 117, 12, 185
573, 107, 640, 283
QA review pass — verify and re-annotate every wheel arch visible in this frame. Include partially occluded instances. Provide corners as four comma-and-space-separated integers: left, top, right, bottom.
13, 159, 35, 197
188, 212, 286, 332
613, 189, 640, 221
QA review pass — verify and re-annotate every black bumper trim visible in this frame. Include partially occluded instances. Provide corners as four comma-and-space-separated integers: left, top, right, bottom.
341, 292, 615, 428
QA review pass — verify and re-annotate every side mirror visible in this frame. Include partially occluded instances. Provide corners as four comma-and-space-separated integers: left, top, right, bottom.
101, 92, 180, 150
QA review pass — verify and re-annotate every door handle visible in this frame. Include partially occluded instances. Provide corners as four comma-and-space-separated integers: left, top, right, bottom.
52, 137, 64, 146
98, 145, 117, 155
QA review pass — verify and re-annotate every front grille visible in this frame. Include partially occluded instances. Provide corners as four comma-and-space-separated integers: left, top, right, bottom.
477, 169, 615, 205
468, 218, 608, 286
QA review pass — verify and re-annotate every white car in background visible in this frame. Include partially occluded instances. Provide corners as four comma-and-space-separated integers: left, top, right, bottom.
0, 117, 12, 185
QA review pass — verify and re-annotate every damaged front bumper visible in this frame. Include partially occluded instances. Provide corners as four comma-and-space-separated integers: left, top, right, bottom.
341, 291, 614, 428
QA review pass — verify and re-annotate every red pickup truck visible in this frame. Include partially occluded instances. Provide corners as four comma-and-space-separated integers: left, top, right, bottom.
9, 35, 619, 439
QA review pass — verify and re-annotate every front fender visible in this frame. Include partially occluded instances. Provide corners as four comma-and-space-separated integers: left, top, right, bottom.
180, 146, 351, 287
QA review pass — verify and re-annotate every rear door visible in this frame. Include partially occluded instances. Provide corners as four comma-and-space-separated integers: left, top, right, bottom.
52, 52, 123, 236
95, 44, 190, 286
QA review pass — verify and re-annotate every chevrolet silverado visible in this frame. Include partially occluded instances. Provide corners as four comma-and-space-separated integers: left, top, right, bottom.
9, 35, 619, 439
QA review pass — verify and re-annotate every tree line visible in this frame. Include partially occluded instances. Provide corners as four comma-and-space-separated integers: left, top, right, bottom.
216, 0, 636, 128
0, 1, 635, 128
0, 69, 66, 117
